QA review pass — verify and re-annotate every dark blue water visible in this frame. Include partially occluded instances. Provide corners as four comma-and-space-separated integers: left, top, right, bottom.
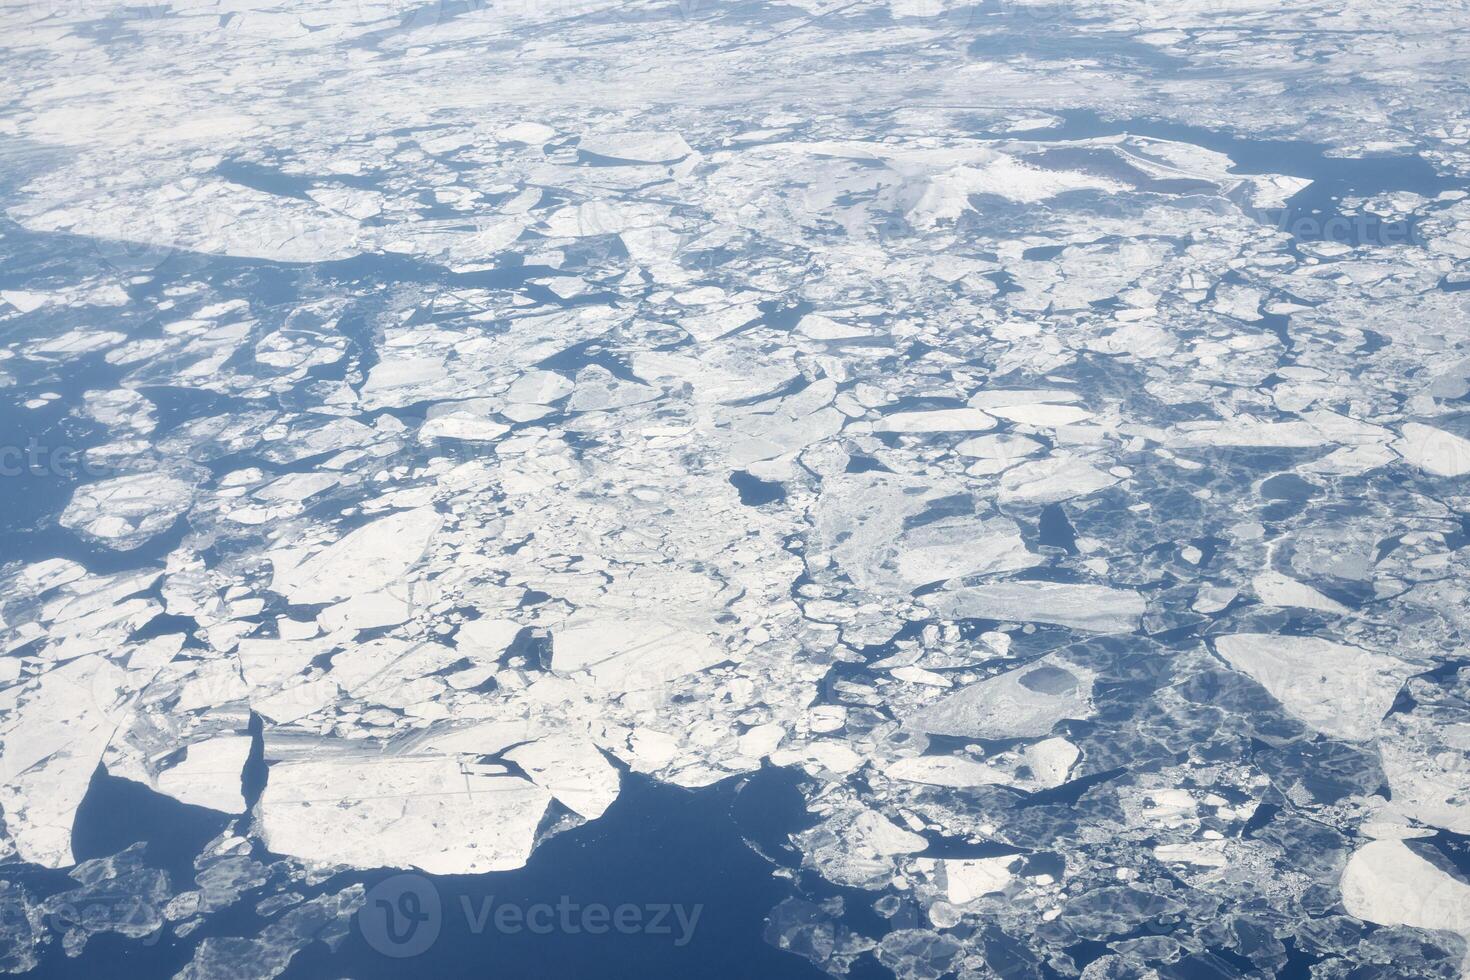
19, 767, 830, 980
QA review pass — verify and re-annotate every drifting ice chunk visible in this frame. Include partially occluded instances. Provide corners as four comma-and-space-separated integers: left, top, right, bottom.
1, 290, 48, 313
924, 581, 1144, 633
796, 314, 873, 340
1213, 634, 1414, 742
873, 409, 995, 433
174, 886, 364, 980
358, 353, 449, 410
968, 388, 1081, 409
257, 753, 551, 874
1341, 840, 1470, 938
726, 406, 845, 465
1211, 283, 1264, 321
885, 755, 1012, 787
999, 457, 1118, 505
908, 156, 1125, 227
318, 590, 412, 632
499, 121, 556, 144
1379, 716, 1470, 834
816, 472, 1039, 592
566, 365, 659, 412
552, 618, 727, 692
770, 740, 863, 775
680, 303, 762, 342
153, 735, 252, 813
503, 735, 620, 820
578, 131, 692, 163
891, 666, 951, 687
79, 388, 156, 434
956, 433, 1044, 461
0, 656, 132, 866
236, 636, 329, 691
27, 177, 365, 263
270, 507, 441, 605
1025, 737, 1081, 788
796, 808, 928, 890
938, 856, 1019, 903
255, 472, 339, 504
1395, 422, 1470, 477
1244, 173, 1313, 208
894, 521, 1040, 588
419, 414, 509, 443
59, 473, 195, 551
252, 678, 340, 725
1252, 571, 1349, 615
506, 370, 575, 404
1153, 842, 1229, 868
737, 723, 786, 759
987, 404, 1094, 427
906, 657, 1095, 739
852, 811, 928, 856
455, 618, 522, 660
1168, 420, 1331, 448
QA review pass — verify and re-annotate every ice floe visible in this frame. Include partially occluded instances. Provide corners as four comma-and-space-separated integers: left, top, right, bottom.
1212, 634, 1416, 742
59, 473, 197, 551
905, 656, 1096, 739
924, 582, 1145, 633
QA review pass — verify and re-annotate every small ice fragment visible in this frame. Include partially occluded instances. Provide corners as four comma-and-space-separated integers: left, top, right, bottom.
939, 856, 1018, 903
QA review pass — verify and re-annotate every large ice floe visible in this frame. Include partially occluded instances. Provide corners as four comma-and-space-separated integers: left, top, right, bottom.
4, 0, 1470, 977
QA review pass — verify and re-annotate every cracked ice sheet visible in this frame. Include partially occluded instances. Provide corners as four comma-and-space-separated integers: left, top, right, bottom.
257, 751, 553, 875
5, 1, 1470, 977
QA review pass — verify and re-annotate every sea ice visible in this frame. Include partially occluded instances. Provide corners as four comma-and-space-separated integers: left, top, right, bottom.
257, 752, 552, 874
905, 657, 1095, 739
924, 582, 1145, 633
1212, 634, 1415, 742
269, 507, 442, 605
1396, 422, 1470, 477
59, 473, 196, 551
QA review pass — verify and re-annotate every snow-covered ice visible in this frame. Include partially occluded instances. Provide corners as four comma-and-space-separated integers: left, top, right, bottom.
4, 0, 1470, 975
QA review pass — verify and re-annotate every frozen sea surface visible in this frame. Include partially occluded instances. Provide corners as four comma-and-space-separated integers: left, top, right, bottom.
3, 0, 1470, 978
